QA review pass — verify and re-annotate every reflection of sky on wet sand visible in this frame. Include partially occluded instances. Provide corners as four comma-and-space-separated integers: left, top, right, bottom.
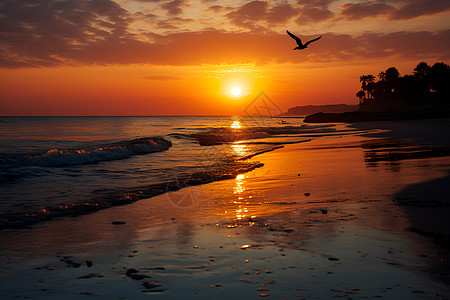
1, 135, 450, 298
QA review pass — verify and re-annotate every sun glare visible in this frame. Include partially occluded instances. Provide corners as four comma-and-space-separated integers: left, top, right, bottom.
231, 86, 242, 96
231, 120, 241, 129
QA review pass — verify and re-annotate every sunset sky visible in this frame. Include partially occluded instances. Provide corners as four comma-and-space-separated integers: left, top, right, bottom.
0, 0, 449, 116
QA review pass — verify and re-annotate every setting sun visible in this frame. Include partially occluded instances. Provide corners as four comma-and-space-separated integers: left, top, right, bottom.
231, 87, 242, 96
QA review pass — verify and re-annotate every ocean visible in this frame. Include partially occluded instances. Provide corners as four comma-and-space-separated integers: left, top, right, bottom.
0, 116, 361, 229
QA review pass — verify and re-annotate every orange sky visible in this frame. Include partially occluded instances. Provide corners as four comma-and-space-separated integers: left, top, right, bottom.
0, 0, 449, 116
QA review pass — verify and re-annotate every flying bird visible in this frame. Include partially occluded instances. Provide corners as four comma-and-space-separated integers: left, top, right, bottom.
287, 30, 321, 50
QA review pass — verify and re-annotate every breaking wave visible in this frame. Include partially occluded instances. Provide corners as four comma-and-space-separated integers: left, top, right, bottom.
0, 137, 172, 168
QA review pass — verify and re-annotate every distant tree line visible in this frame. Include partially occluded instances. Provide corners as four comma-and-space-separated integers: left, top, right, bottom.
356, 62, 450, 112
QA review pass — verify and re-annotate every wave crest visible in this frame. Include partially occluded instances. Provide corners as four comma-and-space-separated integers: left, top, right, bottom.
0, 137, 172, 167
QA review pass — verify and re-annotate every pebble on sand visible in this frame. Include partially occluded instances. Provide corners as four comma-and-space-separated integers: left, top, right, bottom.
304, 193, 310, 197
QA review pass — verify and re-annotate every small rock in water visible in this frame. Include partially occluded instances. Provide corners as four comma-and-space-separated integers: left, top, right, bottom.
126, 268, 139, 276
259, 293, 270, 297
112, 221, 126, 225
304, 193, 310, 197
64, 260, 81, 268
86, 260, 93, 268
239, 278, 258, 284
77, 273, 103, 279
131, 274, 152, 280
328, 257, 339, 261
143, 281, 163, 289
147, 267, 166, 270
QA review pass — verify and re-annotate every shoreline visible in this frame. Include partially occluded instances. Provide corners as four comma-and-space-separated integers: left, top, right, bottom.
1, 120, 450, 298
303, 110, 450, 123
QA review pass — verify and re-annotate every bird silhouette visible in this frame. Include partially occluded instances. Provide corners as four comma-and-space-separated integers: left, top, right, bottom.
287, 30, 321, 50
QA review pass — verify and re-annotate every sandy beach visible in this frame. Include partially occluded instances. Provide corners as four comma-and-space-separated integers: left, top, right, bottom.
1, 119, 450, 299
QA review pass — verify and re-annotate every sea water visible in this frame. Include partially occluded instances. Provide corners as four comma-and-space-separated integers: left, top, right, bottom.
0, 116, 355, 228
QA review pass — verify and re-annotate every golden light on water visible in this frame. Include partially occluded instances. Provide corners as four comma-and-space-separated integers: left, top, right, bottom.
231, 120, 241, 129
236, 174, 245, 180
233, 174, 247, 220
231, 144, 247, 156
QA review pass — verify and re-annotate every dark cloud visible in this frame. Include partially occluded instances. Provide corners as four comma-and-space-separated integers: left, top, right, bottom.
266, 3, 299, 24
161, 0, 188, 15
294, 0, 336, 24
225, 1, 298, 28
354, 30, 450, 60
2, 25, 449, 68
338, 0, 450, 21
339, 2, 395, 21
226, 1, 268, 22
390, 0, 450, 20
295, 0, 339, 6
204, 5, 228, 14
155, 16, 194, 29
0, 0, 130, 67
0, 0, 448, 68
295, 7, 334, 24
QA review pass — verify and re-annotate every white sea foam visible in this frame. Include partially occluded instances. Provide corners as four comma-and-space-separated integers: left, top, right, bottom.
0, 137, 172, 167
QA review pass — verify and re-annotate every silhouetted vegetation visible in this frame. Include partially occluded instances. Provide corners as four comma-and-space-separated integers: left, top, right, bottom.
357, 62, 450, 112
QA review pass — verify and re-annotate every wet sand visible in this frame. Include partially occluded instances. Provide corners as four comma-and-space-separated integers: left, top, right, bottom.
1, 121, 450, 299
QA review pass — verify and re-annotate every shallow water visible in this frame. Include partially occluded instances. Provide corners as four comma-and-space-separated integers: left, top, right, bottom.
0, 134, 449, 299
0, 116, 363, 228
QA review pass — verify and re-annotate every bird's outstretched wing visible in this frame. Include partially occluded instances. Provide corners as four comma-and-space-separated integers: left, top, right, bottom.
286, 30, 302, 45
304, 36, 322, 47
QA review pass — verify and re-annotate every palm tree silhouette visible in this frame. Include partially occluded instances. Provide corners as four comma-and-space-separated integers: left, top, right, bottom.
359, 75, 375, 100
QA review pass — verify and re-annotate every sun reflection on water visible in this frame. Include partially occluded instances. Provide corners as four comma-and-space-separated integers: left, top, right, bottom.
231, 120, 241, 129
233, 174, 249, 221
231, 144, 247, 157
